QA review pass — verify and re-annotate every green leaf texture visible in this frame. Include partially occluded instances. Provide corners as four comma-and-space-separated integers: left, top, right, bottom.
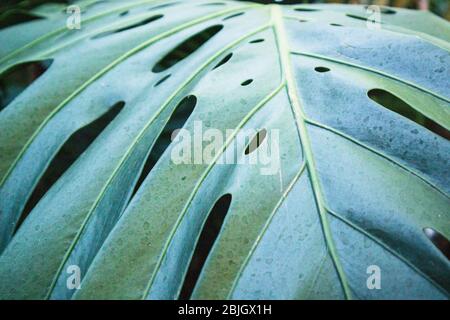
0, 0, 449, 300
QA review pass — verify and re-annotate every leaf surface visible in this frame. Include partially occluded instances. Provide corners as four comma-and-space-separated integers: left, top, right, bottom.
0, 1, 448, 300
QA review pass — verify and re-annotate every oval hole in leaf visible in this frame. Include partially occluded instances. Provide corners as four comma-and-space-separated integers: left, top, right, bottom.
380, 7, 396, 14
0, 59, 53, 112
15, 101, 126, 233
299, 19, 308, 23
241, 79, 253, 86
179, 193, 232, 300
92, 14, 163, 39
330, 23, 343, 26
213, 52, 232, 70
152, 25, 223, 73
119, 10, 129, 17
314, 66, 330, 73
423, 227, 450, 260
131, 95, 197, 197
245, 129, 267, 155
223, 12, 244, 21
368, 89, 450, 140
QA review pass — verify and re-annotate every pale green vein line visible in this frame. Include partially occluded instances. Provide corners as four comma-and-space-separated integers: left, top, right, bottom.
304, 118, 449, 199
0, 4, 254, 188
226, 161, 307, 299
0, 0, 163, 66
291, 51, 450, 104
45, 22, 270, 299
142, 82, 286, 299
282, 14, 450, 52
326, 207, 449, 298
305, 252, 328, 299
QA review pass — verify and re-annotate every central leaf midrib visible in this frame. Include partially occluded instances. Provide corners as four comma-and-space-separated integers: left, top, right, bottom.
271, 5, 352, 300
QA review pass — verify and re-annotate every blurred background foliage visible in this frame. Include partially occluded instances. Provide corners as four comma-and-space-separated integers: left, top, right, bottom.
0, 0, 449, 20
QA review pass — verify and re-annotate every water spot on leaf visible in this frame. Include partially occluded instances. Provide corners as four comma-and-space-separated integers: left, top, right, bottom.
179, 194, 232, 300
152, 25, 223, 73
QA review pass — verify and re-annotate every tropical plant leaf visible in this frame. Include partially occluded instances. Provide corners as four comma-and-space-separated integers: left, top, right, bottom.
0, 0, 449, 300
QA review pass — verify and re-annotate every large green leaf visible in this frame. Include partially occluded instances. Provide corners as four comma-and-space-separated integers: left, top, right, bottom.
0, 0, 449, 300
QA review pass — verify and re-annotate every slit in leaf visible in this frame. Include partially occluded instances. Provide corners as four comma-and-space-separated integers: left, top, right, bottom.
0, 11, 43, 30
295, 8, 320, 12
92, 14, 163, 39
424, 227, 450, 260
0, 59, 53, 112
131, 95, 197, 196
179, 194, 232, 300
330, 23, 343, 26
223, 12, 244, 21
15, 101, 125, 233
241, 79, 253, 86
154, 74, 171, 87
346, 14, 368, 22
213, 53, 232, 70
365, 6, 396, 14
249, 38, 264, 44
199, 2, 226, 6
368, 89, 450, 140
149, 2, 181, 11
245, 129, 267, 155
152, 25, 223, 73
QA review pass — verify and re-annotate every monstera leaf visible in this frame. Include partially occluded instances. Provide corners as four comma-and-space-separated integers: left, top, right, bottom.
0, 0, 449, 300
